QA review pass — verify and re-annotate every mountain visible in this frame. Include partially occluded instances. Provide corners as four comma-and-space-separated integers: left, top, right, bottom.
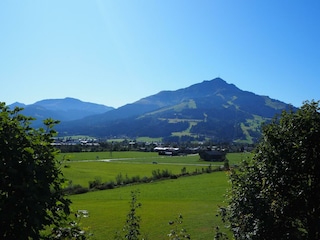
9, 97, 114, 126
57, 78, 294, 143
9, 102, 26, 108
33, 97, 114, 120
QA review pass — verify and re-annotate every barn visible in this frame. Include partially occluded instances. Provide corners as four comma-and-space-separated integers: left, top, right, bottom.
199, 150, 226, 162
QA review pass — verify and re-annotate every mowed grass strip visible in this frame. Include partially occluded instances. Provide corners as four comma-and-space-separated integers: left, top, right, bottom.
57, 151, 159, 162
69, 171, 230, 240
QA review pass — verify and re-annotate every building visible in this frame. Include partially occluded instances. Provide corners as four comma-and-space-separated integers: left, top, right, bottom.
199, 150, 226, 162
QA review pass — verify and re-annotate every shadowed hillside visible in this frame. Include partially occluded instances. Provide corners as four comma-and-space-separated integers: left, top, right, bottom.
56, 78, 294, 143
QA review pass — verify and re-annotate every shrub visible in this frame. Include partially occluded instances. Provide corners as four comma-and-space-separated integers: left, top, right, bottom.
89, 177, 102, 189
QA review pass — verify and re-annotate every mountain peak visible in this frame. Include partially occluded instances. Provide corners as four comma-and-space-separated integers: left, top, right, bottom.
34, 97, 81, 106
203, 77, 235, 87
182, 77, 240, 98
33, 98, 113, 111
207, 77, 226, 83
56, 77, 292, 143
8, 102, 26, 108
11, 97, 114, 124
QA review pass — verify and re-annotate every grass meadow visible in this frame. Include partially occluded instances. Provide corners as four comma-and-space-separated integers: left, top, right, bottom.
61, 151, 252, 239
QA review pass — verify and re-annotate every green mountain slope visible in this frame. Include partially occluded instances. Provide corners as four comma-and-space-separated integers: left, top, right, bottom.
57, 78, 293, 143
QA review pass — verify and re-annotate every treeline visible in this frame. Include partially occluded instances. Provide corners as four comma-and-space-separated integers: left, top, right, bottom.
57, 140, 253, 154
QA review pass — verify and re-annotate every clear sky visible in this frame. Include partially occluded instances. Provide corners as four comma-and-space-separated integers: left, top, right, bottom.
1, 0, 319, 108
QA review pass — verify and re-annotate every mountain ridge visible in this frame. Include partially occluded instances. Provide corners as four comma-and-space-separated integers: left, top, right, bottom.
8, 97, 114, 123
6, 78, 294, 143
55, 78, 294, 143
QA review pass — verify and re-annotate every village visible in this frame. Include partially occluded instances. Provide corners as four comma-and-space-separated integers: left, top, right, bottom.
51, 136, 253, 161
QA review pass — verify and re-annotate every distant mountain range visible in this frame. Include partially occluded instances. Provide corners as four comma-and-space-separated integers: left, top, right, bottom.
9, 97, 114, 125
8, 78, 295, 143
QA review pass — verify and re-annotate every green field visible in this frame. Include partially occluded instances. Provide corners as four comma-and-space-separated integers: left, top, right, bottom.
57, 151, 159, 162
61, 151, 251, 239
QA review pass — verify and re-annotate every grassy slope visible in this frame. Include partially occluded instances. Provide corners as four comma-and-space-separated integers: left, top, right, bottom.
62, 153, 216, 187
70, 172, 229, 239
63, 161, 206, 187
61, 152, 252, 239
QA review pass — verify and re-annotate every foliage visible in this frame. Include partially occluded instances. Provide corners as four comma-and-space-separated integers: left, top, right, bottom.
0, 103, 72, 239
214, 225, 229, 240
220, 100, 320, 239
167, 214, 190, 239
47, 210, 91, 239
89, 177, 102, 189
223, 157, 230, 171
151, 169, 172, 180
115, 190, 142, 240
64, 182, 89, 195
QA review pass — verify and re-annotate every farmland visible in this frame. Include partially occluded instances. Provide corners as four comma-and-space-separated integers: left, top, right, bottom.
61, 151, 252, 239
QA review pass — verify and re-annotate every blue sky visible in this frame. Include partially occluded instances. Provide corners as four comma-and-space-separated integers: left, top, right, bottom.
1, 0, 319, 108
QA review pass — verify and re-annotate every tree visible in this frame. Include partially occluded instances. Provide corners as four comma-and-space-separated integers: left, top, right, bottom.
219, 100, 320, 239
0, 103, 71, 239
115, 190, 142, 240
167, 214, 190, 239
124, 190, 142, 240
